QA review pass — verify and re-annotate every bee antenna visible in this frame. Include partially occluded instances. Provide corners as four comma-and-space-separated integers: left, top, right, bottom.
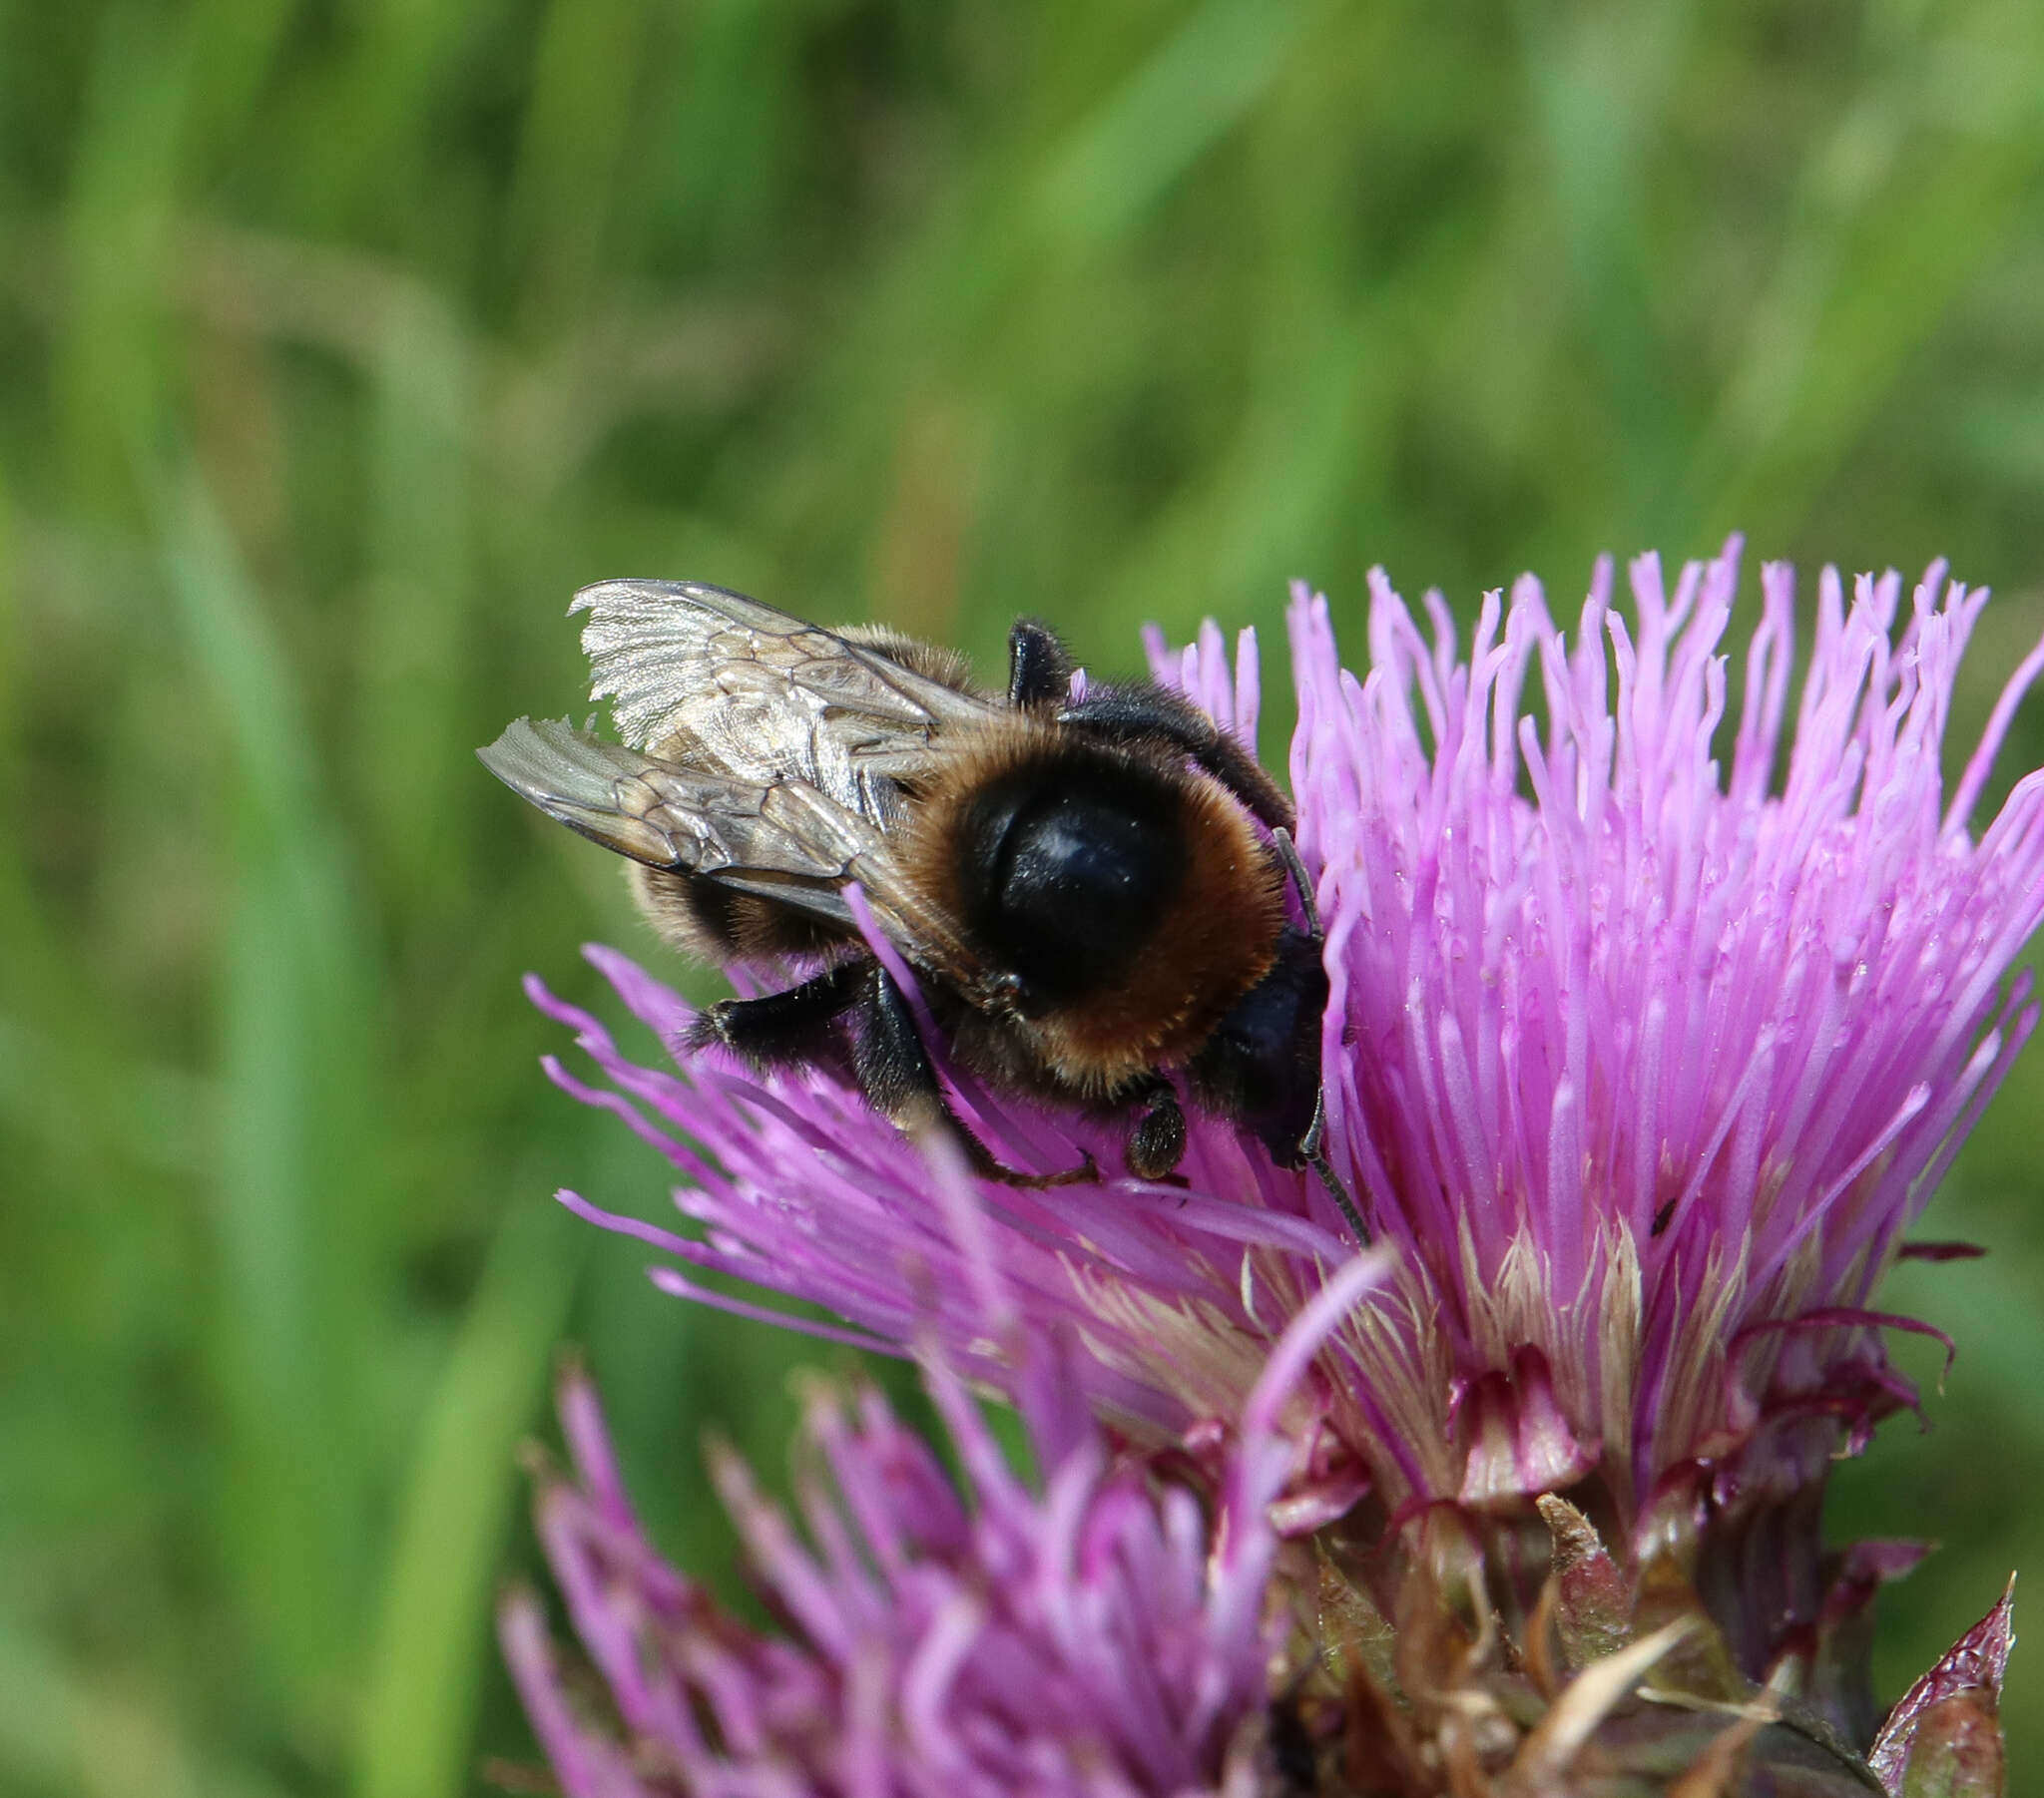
1312, 1153, 1369, 1246
1271, 827, 1320, 936
1277, 844, 1362, 1244
1301, 1089, 1369, 1244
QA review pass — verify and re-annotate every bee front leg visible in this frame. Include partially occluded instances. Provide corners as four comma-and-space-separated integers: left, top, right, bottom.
851, 963, 1095, 1188
1057, 685, 1293, 830
1006, 618, 1075, 706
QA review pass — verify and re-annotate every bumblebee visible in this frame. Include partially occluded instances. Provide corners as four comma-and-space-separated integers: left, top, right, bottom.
482, 581, 1359, 1231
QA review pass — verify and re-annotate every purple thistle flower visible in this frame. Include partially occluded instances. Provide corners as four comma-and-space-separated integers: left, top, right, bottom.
1286, 542, 2042, 1518
499, 1250, 1391, 1798
532, 539, 2044, 1682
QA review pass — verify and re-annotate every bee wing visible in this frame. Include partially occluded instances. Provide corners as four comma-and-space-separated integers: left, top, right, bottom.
572, 579, 997, 821
479, 717, 971, 963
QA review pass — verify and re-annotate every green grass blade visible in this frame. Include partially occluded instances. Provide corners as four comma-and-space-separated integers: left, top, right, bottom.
354, 1197, 585, 1798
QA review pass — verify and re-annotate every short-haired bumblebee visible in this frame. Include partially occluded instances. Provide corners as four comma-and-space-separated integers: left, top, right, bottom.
482, 582, 1360, 1233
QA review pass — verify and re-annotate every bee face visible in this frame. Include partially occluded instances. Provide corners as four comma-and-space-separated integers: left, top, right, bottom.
480, 582, 1349, 1218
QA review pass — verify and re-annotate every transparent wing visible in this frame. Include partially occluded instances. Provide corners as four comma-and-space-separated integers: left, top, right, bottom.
572, 579, 998, 823
478, 718, 970, 963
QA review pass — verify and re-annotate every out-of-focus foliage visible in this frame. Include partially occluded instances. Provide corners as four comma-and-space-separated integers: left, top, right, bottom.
4, 1, 2044, 1793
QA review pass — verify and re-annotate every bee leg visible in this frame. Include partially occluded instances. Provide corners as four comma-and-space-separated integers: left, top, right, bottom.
1006, 618, 1075, 706
851, 964, 1096, 1187
686, 962, 864, 1078
1123, 1077, 1188, 1180
1057, 685, 1293, 830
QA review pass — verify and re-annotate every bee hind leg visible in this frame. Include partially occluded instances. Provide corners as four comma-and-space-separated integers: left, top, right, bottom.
852, 963, 1095, 1187
686, 961, 864, 1080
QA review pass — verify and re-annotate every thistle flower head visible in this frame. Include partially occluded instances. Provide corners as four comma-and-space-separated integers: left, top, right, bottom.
533, 540, 2044, 1695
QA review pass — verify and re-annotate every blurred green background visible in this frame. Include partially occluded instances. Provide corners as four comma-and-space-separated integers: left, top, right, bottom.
7, 0, 2044, 1792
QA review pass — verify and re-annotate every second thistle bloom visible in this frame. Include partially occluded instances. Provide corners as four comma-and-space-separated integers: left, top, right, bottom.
499, 1260, 1397, 1798
501, 1359, 1283, 1798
